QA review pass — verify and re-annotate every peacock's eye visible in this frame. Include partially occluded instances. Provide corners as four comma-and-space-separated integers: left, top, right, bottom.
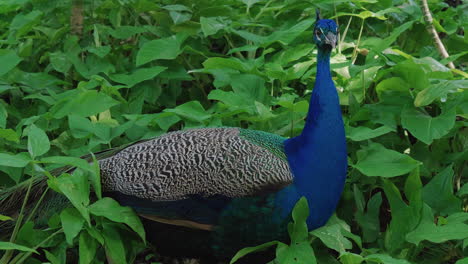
315, 30, 321, 38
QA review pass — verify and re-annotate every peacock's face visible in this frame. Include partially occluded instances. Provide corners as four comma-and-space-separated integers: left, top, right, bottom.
313, 19, 338, 49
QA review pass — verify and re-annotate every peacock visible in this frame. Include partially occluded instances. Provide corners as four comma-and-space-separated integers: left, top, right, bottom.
0, 15, 346, 263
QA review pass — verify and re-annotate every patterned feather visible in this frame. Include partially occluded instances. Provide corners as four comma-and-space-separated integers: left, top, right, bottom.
100, 128, 293, 202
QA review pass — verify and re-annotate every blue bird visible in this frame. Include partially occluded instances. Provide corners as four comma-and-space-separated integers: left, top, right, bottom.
0, 15, 346, 264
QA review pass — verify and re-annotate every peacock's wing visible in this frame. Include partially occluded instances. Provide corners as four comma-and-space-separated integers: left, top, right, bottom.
99, 127, 293, 229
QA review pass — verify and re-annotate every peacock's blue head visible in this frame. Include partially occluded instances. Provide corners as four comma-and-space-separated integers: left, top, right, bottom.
313, 19, 338, 50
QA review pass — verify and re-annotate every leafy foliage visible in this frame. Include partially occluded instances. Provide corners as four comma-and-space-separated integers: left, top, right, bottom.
0, 0, 467, 263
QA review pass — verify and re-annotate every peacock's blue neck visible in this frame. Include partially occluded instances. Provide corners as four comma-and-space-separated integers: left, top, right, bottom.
281, 46, 347, 229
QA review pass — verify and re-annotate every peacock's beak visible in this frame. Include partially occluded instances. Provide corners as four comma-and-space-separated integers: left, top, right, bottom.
324, 32, 337, 49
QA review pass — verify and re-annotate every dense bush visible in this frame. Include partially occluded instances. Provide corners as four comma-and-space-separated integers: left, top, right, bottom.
0, 0, 467, 263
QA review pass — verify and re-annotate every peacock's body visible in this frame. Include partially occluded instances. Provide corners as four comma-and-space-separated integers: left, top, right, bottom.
1, 17, 346, 262
99, 17, 346, 259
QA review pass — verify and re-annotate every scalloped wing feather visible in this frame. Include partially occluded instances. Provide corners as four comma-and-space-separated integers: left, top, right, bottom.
99, 127, 293, 202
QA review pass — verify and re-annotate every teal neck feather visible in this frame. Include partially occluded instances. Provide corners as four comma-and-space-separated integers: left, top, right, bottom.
282, 45, 347, 229
239, 129, 287, 161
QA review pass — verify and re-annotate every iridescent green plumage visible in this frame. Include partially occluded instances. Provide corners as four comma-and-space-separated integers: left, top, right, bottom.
239, 129, 287, 161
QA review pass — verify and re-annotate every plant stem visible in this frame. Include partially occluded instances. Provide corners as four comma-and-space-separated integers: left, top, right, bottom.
10, 228, 63, 264
25, 187, 49, 223
0, 179, 33, 264
183, 56, 207, 98
352, 19, 364, 64
420, 0, 455, 69
254, 0, 273, 21
224, 35, 245, 59
339, 16, 353, 54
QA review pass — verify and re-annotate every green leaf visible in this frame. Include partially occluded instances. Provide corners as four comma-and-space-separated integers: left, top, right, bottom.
0, 241, 38, 253
346, 125, 393, 141
392, 59, 430, 91
339, 252, 364, 264
85, 226, 104, 245
230, 241, 280, 264
414, 80, 460, 107
366, 21, 414, 53
68, 114, 94, 138
375, 77, 410, 100
162, 4, 191, 12
79, 231, 98, 264
0, 0, 30, 14
0, 152, 31, 168
27, 124, 50, 158
354, 143, 420, 177
49, 51, 71, 73
456, 258, 468, 264
227, 45, 258, 55
109, 66, 167, 88
383, 169, 422, 253
0, 214, 13, 221
88, 197, 145, 242
458, 183, 468, 197
0, 128, 19, 142
60, 208, 85, 245
311, 222, 352, 253
0, 103, 6, 128
272, 44, 313, 66
365, 254, 412, 264
51, 90, 120, 118
0, 49, 22, 76
241, 0, 261, 8
200, 17, 225, 36
48, 171, 90, 224
40, 156, 93, 172
208, 89, 255, 114
90, 153, 102, 199
422, 165, 461, 215
406, 204, 468, 245
254, 101, 275, 120
275, 241, 317, 264
234, 19, 315, 47
230, 74, 268, 104
16, 221, 50, 247
87, 46, 111, 58
355, 192, 382, 243
347, 66, 381, 103
290, 197, 309, 243
109, 26, 147, 39
203, 57, 251, 72
9, 10, 42, 37
151, 112, 181, 131
336, 10, 388, 20
44, 250, 61, 264
102, 223, 127, 264
401, 105, 456, 145
165, 101, 210, 123
136, 35, 185, 66
168, 10, 192, 24
263, 19, 315, 46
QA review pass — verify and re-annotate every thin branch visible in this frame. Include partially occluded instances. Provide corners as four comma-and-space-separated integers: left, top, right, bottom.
420, 0, 455, 69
